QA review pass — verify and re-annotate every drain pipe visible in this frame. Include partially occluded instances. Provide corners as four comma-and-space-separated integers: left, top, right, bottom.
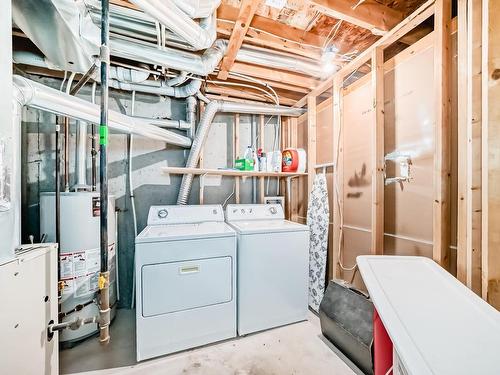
98, 0, 111, 346
176, 101, 305, 204
186, 96, 197, 139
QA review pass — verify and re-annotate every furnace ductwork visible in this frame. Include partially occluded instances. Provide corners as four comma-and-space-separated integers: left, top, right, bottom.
128, 0, 217, 51
176, 101, 305, 204
13, 75, 192, 147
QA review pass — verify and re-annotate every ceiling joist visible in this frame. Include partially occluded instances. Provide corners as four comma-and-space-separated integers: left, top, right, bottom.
218, 0, 261, 80
310, 0, 405, 34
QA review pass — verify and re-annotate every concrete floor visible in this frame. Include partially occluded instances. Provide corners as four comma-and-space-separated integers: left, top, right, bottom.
60, 309, 358, 375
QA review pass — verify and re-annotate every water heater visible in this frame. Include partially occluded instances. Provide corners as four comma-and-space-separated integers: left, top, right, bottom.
40, 191, 117, 345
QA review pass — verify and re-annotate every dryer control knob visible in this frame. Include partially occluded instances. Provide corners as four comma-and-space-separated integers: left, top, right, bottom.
157, 209, 168, 219
269, 206, 277, 215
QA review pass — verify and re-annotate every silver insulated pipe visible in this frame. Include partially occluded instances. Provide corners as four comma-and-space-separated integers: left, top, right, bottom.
12, 75, 192, 147
177, 101, 305, 204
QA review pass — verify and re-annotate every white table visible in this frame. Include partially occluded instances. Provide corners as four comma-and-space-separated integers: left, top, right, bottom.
357, 255, 500, 375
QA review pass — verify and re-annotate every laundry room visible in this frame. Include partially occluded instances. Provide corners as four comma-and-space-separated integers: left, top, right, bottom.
2, 0, 500, 374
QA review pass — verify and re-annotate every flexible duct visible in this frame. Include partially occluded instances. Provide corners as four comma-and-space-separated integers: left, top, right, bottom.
128, 0, 216, 51
176, 100, 305, 204
13, 75, 192, 147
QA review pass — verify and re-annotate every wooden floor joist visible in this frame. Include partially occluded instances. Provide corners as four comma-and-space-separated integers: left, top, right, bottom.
217, 0, 260, 80
310, 0, 404, 33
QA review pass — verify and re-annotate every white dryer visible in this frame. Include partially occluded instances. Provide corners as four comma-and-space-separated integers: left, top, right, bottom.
225, 204, 309, 335
135, 205, 236, 361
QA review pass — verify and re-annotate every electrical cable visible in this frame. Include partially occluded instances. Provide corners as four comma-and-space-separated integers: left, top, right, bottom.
129, 90, 138, 310
333, 93, 357, 272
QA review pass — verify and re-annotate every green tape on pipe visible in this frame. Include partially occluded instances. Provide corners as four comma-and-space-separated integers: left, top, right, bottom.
100, 125, 108, 145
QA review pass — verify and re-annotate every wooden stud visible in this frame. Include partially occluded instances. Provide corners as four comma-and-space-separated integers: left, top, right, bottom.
218, 0, 260, 80
457, 0, 468, 284
371, 47, 385, 255
235, 114, 240, 204
290, 117, 299, 222
307, 96, 317, 198
482, 0, 500, 308
259, 114, 265, 204
432, 0, 452, 270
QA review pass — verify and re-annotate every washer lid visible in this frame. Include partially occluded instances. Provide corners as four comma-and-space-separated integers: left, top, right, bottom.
228, 219, 308, 234
136, 221, 235, 243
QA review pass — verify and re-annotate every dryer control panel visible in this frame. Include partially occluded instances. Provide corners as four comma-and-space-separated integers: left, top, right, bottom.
225, 204, 284, 221
147, 205, 224, 226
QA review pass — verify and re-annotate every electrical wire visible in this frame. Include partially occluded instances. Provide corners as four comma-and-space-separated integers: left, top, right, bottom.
129, 90, 138, 309
208, 79, 277, 104
333, 93, 357, 272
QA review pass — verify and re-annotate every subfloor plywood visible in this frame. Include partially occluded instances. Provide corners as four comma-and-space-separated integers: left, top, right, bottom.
60, 309, 356, 375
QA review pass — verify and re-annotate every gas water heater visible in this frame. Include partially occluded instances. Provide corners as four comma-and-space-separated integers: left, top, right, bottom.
40, 191, 117, 346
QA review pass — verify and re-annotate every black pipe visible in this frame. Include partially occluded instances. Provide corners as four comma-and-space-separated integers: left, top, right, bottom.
98, 0, 111, 345
100, 0, 109, 275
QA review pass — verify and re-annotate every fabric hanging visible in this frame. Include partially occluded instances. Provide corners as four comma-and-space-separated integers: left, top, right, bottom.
306, 172, 330, 312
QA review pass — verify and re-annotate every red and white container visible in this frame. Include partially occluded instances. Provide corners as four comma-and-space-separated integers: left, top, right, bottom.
282, 148, 307, 173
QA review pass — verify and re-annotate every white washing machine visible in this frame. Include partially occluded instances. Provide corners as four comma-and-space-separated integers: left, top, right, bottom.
135, 205, 236, 361
225, 204, 309, 335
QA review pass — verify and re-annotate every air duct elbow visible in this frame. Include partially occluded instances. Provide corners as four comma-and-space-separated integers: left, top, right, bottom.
129, 0, 216, 51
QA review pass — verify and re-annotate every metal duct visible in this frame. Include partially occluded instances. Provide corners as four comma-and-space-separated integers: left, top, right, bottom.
13, 50, 150, 84
128, 0, 216, 51
236, 45, 324, 77
172, 0, 221, 19
176, 100, 305, 204
12, 0, 100, 72
110, 38, 227, 77
86, 1, 322, 77
109, 78, 202, 98
133, 116, 191, 130
13, 76, 192, 147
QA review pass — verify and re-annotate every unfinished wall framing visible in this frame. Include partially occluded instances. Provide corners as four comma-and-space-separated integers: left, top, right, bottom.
296, 0, 457, 286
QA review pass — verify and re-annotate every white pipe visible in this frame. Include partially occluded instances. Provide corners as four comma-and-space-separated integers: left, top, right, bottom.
177, 100, 305, 204
74, 120, 89, 190
13, 75, 192, 147
128, 0, 216, 51
109, 78, 201, 98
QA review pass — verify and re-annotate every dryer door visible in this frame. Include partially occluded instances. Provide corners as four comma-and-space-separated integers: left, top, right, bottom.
141, 256, 232, 317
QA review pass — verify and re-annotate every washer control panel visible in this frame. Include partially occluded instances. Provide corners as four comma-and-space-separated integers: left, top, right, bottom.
225, 204, 284, 221
147, 205, 224, 225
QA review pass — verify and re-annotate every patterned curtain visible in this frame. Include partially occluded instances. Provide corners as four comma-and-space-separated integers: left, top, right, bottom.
306, 173, 329, 312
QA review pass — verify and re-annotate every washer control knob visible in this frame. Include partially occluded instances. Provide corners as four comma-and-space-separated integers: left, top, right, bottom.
157, 209, 168, 219
213, 209, 218, 215
269, 206, 277, 215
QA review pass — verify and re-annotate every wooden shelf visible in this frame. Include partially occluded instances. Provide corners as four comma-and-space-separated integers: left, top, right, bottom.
162, 167, 307, 178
